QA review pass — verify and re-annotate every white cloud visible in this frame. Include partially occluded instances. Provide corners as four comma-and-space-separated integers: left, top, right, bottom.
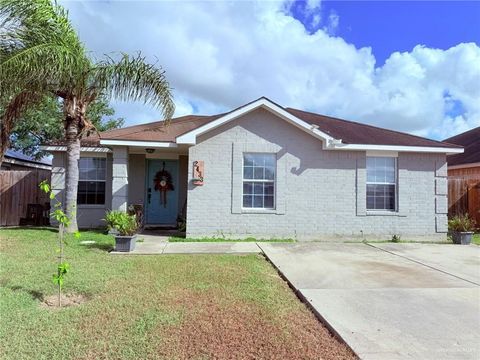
324, 10, 339, 35
62, 0, 480, 139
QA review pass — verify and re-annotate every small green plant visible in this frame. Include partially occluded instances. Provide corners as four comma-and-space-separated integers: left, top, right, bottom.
104, 210, 124, 232
104, 210, 138, 236
448, 214, 476, 232
391, 234, 401, 243
39, 180, 80, 307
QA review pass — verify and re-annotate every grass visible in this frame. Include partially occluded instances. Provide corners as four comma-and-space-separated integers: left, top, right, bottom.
0, 228, 354, 360
473, 233, 480, 245
168, 236, 295, 243
362, 239, 452, 244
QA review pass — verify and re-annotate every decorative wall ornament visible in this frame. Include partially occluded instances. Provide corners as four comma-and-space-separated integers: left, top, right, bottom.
153, 162, 175, 207
193, 160, 204, 185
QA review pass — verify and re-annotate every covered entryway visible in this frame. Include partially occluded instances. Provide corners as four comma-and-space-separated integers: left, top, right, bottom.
145, 159, 179, 226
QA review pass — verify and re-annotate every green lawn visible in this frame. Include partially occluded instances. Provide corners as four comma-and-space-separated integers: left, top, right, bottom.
168, 236, 295, 242
473, 233, 480, 245
0, 228, 354, 360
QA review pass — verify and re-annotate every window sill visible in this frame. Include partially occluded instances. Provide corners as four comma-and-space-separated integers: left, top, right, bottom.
241, 208, 277, 214
77, 204, 106, 209
366, 210, 400, 216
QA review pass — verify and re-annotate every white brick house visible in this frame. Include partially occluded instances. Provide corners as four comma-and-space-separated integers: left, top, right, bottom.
43, 97, 463, 241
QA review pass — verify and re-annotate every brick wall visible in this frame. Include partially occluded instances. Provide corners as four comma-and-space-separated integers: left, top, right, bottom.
186, 108, 447, 241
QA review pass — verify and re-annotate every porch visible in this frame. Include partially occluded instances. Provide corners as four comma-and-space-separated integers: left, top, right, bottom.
55, 142, 194, 229
111, 144, 191, 229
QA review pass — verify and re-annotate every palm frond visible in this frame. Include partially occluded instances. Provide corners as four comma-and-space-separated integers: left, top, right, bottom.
91, 53, 175, 121
0, 0, 88, 95
0, 90, 42, 157
0, 42, 87, 95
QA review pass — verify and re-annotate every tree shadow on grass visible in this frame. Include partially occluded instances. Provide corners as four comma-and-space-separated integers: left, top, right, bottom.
8, 285, 44, 301
0, 226, 58, 233
81, 242, 114, 252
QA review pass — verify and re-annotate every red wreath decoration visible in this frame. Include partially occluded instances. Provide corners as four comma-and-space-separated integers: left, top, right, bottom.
153, 163, 174, 207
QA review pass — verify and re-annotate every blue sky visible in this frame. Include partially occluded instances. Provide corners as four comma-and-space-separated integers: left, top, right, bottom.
63, 0, 480, 140
291, 1, 480, 65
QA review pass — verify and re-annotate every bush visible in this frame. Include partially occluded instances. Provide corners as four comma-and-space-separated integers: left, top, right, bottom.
104, 210, 124, 231
448, 214, 476, 232
104, 210, 138, 236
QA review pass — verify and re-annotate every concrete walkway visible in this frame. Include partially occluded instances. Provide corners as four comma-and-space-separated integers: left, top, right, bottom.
259, 242, 480, 360
111, 237, 261, 255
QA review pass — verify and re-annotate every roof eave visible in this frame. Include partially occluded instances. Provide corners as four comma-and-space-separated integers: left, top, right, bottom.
99, 139, 178, 148
3, 157, 52, 170
330, 143, 464, 154
40, 145, 111, 153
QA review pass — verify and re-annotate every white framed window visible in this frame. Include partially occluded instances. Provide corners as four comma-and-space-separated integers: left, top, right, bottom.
78, 157, 106, 205
366, 157, 396, 211
242, 153, 275, 209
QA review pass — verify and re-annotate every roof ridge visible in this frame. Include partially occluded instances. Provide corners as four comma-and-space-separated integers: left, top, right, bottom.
286, 107, 460, 148
443, 126, 480, 143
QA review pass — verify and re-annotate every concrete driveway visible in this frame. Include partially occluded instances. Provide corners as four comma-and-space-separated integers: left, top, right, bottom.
259, 243, 480, 360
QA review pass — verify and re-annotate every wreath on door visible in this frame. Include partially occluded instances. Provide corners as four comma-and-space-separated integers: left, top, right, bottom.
153, 162, 174, 208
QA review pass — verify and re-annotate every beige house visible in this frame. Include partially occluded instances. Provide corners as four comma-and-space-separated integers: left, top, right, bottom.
42, 97, 463, 241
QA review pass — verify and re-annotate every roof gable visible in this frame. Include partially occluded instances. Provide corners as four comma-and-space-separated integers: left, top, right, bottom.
42, 97, 464, 155
444, 126, 480, 166
175, 97, 337, 145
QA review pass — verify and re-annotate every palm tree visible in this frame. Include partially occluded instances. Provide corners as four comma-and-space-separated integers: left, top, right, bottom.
0, 0, 175, 232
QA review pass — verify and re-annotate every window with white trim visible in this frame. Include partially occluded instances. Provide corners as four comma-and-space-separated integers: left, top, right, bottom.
366, 157, 396, 211
242, 153, 275, 209
78, 157, 106, 205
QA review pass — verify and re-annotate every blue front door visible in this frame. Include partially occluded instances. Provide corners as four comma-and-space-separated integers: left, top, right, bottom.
146, 160, 178, 225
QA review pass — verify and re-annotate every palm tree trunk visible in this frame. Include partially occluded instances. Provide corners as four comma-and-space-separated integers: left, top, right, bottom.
0, 116, 12, 167
64, 98, 80, 233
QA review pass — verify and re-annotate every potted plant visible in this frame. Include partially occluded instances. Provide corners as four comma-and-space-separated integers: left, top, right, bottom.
105, 210, 139, 252
104, 210, 123, 235
448, 214, 476, 245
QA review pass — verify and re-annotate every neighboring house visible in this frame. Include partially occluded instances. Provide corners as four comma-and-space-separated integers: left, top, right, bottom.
1, 149, 52, 171
0, 150, 51, 226
444, 127, 480, 226
41, 97, 463, 241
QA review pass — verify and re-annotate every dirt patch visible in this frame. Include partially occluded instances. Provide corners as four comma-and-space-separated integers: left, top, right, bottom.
152, 291, 356, 360
40, 293, 88, 309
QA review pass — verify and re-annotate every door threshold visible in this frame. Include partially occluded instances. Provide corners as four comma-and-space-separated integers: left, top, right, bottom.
144, 224, 177, 230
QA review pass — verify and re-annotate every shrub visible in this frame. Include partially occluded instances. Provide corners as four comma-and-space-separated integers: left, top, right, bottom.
104, 210, 138, 236
104, 210, 124, 231
448, 214, 476, 232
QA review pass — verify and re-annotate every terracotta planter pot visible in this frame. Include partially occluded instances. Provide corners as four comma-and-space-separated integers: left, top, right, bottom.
114, 234, 137, 252
451, 231, 473, 245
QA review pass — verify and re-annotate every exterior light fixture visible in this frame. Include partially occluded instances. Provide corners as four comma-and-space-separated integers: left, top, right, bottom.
145, 148, 155, 154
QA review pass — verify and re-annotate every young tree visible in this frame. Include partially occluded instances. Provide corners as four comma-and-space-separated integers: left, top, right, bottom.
40, 180, 76, 307
0, 0, 175, 232
9, 95, 124, 159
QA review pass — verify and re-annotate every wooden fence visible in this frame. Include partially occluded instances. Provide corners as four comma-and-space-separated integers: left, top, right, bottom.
448, 168, 480, 227
0, 170, 51, 226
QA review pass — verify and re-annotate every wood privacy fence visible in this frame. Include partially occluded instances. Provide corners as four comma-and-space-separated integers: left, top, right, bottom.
448, 169, 480, 227
0, 170, 51, 226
